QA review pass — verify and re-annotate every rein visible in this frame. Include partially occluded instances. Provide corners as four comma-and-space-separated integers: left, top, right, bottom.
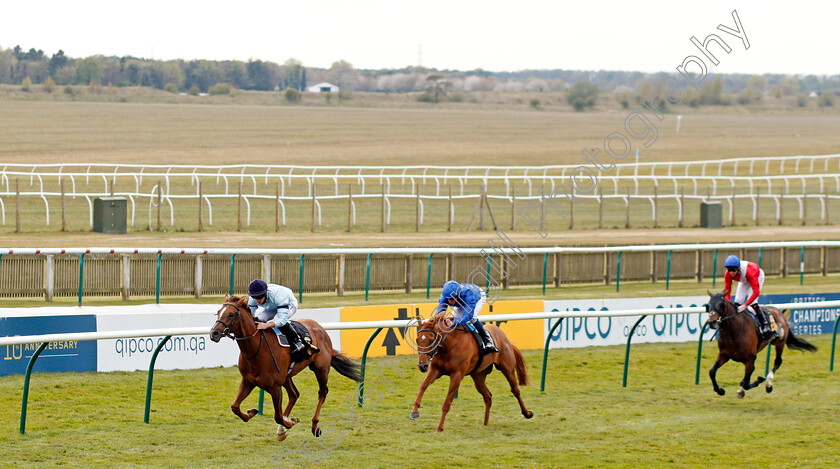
420, 323, 484, 375
215, 302, 280, 372
712, 300, 750, 339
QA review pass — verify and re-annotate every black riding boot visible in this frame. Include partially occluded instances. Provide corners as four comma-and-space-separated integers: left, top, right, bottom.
752, 304, 777, 341
279, 323, 307, 355
472, 320, 499, 353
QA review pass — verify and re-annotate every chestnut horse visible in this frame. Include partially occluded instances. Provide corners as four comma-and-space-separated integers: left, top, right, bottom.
706, 292, 816, 398
409, 314, 533, 432
210, 295, 361, 440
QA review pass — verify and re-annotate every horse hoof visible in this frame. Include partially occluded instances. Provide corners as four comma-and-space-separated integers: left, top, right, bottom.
290, 417, 300, 424
409, 411, 420, 420
277, 432, 287, 442
756, 376, 765, 384
435, 428, 444, 433
737, 390, 745, 399
313, 427, 322, 438
716, 388, 725, 396
247, 408, 259, 416
766, 385, 773, 393
524, 410, 534, 419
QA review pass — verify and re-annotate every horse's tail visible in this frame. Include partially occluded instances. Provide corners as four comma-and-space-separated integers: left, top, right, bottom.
786, 331, 818, 353
330, 350, 362, 382
512, 345, 529, 386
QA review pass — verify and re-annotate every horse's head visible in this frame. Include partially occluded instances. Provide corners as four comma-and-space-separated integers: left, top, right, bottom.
706, 291, 735, 330
210, 295, 252, 342
415, 315, 445, 373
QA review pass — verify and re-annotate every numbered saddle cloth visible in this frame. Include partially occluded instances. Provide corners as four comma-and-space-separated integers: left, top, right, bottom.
272, 320, 312, 348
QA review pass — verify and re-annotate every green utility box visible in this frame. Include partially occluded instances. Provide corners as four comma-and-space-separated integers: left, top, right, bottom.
93, 197, 127, 234
700, 201, 722, 228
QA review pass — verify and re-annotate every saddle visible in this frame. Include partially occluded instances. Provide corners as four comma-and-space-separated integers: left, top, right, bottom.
747, 305, 778, 340
461, 323, 496, 375
273, 321, 314, 363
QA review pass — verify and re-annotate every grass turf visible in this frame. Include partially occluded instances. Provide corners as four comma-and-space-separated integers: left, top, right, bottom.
0, 335, 838, 468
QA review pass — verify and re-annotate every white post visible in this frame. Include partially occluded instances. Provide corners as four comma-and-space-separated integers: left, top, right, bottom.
194, 255, 203, 299
263, 255, 271, 283
122, 255, 130, 300
337, 254, 345, 296
676, 115, 682, 133
44, 255, 54, 302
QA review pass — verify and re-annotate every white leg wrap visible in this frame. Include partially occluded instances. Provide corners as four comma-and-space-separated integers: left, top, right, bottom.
277, 424, 286, 435
738, 385, 746, 394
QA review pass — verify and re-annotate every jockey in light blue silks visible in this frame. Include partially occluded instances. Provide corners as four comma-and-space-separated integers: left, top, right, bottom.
433, 280, 499, 353
247, 279, 319, 355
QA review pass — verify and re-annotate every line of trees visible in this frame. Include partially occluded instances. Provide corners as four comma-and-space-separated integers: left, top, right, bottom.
2, 45, 839, 100
0, 46, 310, 92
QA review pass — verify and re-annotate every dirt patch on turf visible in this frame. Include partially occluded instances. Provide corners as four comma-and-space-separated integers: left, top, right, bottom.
2, 225, 839, 248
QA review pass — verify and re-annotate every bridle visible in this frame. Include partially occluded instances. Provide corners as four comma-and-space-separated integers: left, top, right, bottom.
417, 327, 444, 360
214, 302, 282, 370
214, 302, 258, 341
707, 297, 747, 329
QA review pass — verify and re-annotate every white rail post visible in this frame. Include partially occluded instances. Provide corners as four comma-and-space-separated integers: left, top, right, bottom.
194, 255, 203, 299
263, 255, 271, 284
337, 254, 345, 296
45, 255, 54, 302
122, 255, 131, 300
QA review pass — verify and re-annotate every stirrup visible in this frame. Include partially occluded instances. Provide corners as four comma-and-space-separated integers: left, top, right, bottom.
484, 342, 500, 353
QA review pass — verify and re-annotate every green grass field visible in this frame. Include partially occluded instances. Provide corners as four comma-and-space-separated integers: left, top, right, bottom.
1, 335, 838, 468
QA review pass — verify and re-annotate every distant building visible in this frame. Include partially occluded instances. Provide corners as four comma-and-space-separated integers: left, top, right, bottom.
306, 82, 340, 93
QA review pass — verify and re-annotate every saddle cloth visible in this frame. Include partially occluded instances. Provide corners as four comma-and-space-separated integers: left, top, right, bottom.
748, 306, 777, 332
464, 323, 495, 350
271, 320, 312, 348
267, 321, 314, 363
462, 322, 496, 375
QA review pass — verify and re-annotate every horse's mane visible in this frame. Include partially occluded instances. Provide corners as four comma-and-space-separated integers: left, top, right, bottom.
227, 294, 247, 304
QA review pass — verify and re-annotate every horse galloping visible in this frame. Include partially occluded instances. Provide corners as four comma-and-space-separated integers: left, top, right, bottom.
210, 295, 361, 440
409, 314, 533, 432
706, 292, 817, 398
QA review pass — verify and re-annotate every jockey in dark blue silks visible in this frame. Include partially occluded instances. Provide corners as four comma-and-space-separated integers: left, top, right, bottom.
434, 280, 499, 353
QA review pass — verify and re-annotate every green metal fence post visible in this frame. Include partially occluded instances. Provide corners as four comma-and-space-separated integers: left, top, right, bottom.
358, 328, 384, 406
616, 251, 622, 292
487, 253, 492, 291
229, 254, 236, 296
20, 342, 48, 434
298, 254, 304, 303
666, 250, 672, 290
542, 252, 548, 295
426, 253, 433, 299
144, 336, 172, 423
758, 247, 763, 268
78, 253, 85, 306
830, 314, 840, 371
695, 320, 709, 384
800, 246, 805, 285
365, 253, 372, 302
156, 252, 163, 304
622, 315, 647, 387
712, 249, 718, 289
258, 389, 265, 415
541, 317, 564, 392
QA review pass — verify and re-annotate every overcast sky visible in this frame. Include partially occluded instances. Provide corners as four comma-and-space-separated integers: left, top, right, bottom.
1, 1, 836, 76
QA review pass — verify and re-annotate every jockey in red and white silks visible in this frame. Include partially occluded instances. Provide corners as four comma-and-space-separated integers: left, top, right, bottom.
722, 255, 764, 313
